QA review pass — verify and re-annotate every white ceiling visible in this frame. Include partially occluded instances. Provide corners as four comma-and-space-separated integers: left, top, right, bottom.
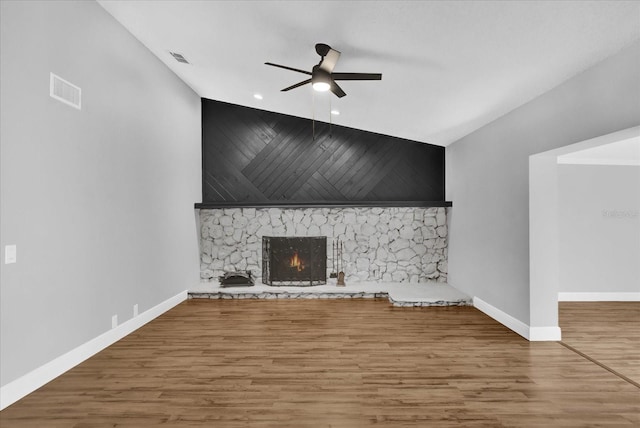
97, 0, 640, 146
557, 137, 640, 166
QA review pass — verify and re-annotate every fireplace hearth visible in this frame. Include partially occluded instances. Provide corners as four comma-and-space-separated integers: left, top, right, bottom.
262, 236, 327, 286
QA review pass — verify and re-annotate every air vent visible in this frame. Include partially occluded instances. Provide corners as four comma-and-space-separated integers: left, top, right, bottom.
49, 73, 81, 110
169, 51, 190, 64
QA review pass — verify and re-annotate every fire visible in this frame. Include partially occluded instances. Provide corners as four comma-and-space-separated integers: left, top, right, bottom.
289, 251, 304, 272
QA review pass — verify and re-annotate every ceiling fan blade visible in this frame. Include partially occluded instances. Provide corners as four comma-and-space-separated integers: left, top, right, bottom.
281, 79, 312, 92
265, 62, 312, 75
319, 48, 341, 73
330, 80, 346, 98
331, 72, 382, 81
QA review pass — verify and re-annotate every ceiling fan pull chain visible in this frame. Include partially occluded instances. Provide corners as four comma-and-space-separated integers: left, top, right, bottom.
329, 97, 332, 138
312, 89, 316, 141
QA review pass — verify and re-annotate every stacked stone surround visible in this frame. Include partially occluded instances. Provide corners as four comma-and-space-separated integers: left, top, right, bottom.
199, 207, 448, 283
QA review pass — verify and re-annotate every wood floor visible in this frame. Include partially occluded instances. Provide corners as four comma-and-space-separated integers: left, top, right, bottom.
559, 302, 640, 387
1, 300, 638, 427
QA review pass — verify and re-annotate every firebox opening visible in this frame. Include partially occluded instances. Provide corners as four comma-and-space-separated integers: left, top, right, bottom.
263, 236, 327, 286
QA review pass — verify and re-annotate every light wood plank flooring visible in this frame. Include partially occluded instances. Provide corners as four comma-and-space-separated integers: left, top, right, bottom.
559, 301, 640, 386
1, 299, 638, 427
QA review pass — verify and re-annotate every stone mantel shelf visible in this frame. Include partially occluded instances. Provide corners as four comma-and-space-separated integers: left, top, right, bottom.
195, 201, 453, 209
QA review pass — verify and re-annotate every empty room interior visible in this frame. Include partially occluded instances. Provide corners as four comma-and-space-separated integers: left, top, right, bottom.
1, 1, 639, 426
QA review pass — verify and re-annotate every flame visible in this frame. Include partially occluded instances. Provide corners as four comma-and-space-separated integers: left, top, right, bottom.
290, 251, 304, 272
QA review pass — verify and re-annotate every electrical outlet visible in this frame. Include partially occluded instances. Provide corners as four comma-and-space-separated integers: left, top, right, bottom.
133, 304, 138, 317
5, 245, 16, 264
111, 315, 118, 329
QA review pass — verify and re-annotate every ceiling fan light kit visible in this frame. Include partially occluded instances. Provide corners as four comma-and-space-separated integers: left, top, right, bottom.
312, 81, 331, 92
266, 43, 382, 98
311, 69, 331, 92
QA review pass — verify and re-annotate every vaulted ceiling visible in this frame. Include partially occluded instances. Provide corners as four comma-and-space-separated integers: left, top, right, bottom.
97, 1, 640, 146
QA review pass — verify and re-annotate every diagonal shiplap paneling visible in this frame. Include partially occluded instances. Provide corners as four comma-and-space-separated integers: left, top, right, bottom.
201, 98, 445, 203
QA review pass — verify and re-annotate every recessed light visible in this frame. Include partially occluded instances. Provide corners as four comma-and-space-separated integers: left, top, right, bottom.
253, 93, 263, 100
169, 51, 190, 64
331, 110, 340, 115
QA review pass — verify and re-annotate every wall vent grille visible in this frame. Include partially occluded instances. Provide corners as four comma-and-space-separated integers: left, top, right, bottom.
169, 51, 190, 64
49, 73, 81, 110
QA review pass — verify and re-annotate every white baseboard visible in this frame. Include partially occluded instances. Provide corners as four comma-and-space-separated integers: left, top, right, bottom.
558, 292, 640, 302
0, 290, 187, 411
473, 297, 561, 341
529, 326, 562, 341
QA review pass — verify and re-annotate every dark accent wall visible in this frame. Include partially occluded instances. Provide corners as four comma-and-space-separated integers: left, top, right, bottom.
201, 98, 445, 204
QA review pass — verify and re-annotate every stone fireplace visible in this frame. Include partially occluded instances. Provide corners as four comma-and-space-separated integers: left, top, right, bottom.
262, 236, 327, 286
199, 207, 448, 284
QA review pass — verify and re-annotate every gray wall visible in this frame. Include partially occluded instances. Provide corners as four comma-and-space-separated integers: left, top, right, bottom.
446, 40, 640, 325
0, 1, 201, 386
558, 165, 640, 293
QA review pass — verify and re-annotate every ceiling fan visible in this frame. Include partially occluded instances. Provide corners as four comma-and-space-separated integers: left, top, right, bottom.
265, 43, 382, 98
